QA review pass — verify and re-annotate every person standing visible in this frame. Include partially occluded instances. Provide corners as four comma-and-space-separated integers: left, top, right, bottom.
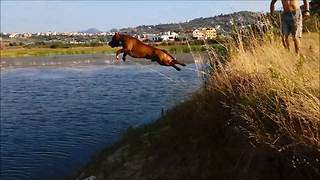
270, 0, 310, 54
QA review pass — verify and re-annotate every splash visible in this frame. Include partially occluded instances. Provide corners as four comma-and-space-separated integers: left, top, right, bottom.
178, 24, 210, 82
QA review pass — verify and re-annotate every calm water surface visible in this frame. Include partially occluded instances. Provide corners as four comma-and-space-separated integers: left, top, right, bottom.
0, 62, 201, 180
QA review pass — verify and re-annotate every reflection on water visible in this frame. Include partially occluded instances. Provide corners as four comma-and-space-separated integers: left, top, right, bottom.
0, 63, 201, 180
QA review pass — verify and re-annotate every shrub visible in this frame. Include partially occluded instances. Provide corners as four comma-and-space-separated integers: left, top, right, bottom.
169, 47, 177, 53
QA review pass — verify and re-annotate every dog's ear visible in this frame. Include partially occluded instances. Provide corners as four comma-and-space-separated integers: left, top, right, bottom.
115, 32, 120, 38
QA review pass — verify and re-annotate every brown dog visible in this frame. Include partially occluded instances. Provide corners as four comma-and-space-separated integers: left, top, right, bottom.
108, 32, 186, 71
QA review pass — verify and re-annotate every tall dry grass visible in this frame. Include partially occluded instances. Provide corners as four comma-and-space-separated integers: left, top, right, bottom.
205, 16, 319, 156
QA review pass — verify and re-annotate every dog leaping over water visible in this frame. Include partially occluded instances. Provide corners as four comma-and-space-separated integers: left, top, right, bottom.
108, 32, 186, 71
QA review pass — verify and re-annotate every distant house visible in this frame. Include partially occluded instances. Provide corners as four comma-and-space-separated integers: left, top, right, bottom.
192, 27, 217, 40
138, 33, 161, 42
192, 29, 204, 40
9, 33, 17, 38
204, 28, 217, 39
160, 31, 179, 41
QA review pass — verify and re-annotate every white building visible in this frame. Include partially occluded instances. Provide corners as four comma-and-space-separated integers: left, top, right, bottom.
192, 29, 204, 40
9, 33, 18, 38
160, 31, 179, 41
138, 33, 161, 42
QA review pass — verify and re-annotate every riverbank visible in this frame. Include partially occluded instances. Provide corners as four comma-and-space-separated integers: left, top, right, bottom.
0, 44, 216, 58
70, 32, 319, 180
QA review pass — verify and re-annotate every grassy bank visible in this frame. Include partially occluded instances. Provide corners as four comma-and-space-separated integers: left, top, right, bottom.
0, 43, 220, 58
0, 46, 116, 58
70, 31, 319, 180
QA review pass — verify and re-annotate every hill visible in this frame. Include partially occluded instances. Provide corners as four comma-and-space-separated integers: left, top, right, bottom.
119, 11, 263, 35
80, 28, 103, 34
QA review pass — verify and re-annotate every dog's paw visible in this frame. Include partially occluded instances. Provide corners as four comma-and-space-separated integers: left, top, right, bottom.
116, 55, 120, 60
174, 67, 181, 71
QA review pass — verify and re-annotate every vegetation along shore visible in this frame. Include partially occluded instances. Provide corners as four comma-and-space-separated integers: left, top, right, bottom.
0, 43, 224, 58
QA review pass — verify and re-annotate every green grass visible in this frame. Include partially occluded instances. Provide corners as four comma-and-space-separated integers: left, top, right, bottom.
0, 46, 116, 58
0, 44, 223, 58
159, 44, 207, 53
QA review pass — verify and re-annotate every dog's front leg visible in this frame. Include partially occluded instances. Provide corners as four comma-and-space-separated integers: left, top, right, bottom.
116, 49, 125, 60
122, 52, 128, 62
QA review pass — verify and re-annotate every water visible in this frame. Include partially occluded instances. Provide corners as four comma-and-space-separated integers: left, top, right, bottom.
0, 62, 201, 180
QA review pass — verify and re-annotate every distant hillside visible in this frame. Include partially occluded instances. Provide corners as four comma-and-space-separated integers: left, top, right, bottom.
119, 11, 264, 35
80, 28, 102, 34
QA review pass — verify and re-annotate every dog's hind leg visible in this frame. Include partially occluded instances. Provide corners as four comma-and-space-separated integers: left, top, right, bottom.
170, 63, 181, 71
173, 59, 186, 66
161, 49, 176, 60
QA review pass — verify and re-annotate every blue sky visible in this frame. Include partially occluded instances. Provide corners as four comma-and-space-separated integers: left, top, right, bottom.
1, 1, 282, 33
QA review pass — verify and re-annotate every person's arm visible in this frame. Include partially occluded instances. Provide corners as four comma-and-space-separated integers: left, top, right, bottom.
303, 0, 310, 17
270, 0, 277, 16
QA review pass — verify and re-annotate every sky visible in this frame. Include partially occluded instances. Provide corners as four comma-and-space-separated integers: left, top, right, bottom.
0, 0, 283, 33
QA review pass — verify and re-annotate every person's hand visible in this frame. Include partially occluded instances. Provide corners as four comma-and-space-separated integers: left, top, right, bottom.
303, 11, 310, 18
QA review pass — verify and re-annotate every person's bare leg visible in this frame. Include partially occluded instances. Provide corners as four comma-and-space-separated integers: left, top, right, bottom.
281, 36, 286, 48
293, 37, 300, 54
284, 35, 290, 51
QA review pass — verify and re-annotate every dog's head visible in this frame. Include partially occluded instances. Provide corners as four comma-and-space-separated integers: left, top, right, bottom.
108, 32, 121, 48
